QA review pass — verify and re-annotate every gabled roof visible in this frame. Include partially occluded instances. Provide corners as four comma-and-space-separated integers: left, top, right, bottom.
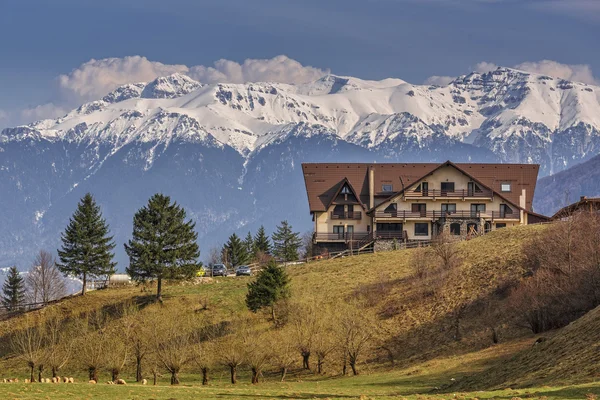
552, 197, 600, 220
369, 161, 524, 212
325, 178, 366, 210
302, 161, 540, 213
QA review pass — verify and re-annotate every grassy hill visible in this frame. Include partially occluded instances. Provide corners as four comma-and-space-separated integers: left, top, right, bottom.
1, 223, 600, 399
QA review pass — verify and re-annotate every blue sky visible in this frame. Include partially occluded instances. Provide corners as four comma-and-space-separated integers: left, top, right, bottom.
1, 0, 599, 127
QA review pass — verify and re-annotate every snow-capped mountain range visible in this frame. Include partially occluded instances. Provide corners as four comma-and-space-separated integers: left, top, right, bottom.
1, 67, 600, 267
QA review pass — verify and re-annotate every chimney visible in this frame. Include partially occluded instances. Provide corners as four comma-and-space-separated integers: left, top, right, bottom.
369, 166, 375, 209
581, 196, 587, 202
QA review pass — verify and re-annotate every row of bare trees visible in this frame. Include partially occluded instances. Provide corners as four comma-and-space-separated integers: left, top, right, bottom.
9, 298, 378, 385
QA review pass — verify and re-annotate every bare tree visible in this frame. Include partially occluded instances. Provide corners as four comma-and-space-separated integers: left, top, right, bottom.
337, 305, 375, 375
245, 331, 272, 384
301, 231, 314, 259
207, 246, 222, 267
291, 303, 318, 370
191, 338, 213, 385
218, 331, 247, 384
26, 250, 66, 306
44, 313, 73, 378
77, 311, 111, 382
431, 231, 461, 271
150, 313, 192, 385
312, 308, 336, 374
271, 329, 296, 381
129, 312, 151, 382
11, 316, 46, 383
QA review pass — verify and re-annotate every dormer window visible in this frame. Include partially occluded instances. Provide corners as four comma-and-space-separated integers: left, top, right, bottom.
501, 183, 511, 192
382, 184, 393, 192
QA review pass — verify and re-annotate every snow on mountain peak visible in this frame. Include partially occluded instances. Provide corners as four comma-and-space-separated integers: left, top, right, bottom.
140, 73, 202, 99
3, 68, 600, 169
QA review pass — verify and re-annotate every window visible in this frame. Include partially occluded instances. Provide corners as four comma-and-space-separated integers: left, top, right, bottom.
346, 225, 354, 235
499, 204, 513, 218
496, 223, 507, 229
441, 182, 455, 194
341, 185, 351, 194
333, 204, 345, 218
450, 223, 461, 235
415, 223, 429, 236
382, 184, 393, 192
333, 225, 345, 238
468, 182, 483, 196
471, 203, 486, 216
412, 203, 427, 216
441, 204, 456, 214
501, 183, 511, 192
384, 203, 397, 214
377, 223, 403, 231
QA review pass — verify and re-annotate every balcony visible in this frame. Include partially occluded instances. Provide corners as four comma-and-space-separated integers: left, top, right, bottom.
314, 232, 370, 242
404, 189, 493, 199
373, 231, 406, 240
374, 210, 520, 220
330, 211, 362, 220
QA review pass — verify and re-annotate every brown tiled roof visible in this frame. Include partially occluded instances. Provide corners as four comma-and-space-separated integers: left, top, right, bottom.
302, 161, 540, 213
552, 197, 600, 219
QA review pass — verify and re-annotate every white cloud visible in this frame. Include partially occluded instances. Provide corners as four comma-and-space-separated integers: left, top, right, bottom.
56, 55, 328, 104
2, 55, 329, 129
423, 75, 456, 86
474, 61, 499, 73
187, 55, 328, 85
425, 59, 600, 87
20, 103, 68, 122
0, 103, 67, 130
57, 56, 188, 103
514, 60, 598, 85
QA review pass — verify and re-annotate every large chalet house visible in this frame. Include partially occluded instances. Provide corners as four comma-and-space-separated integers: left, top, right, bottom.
302, 161, 547, 254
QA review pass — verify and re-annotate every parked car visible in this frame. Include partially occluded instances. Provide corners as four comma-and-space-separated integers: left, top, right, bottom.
211, 264, 228, 277
235, 265, 252, 276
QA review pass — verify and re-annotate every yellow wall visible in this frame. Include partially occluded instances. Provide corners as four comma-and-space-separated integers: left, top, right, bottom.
314, 205, 371, 235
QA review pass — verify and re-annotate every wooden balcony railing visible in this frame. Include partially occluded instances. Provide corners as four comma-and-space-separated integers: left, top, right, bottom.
404, 189, 493, 198
373, 231, 406, 240
314, 232, 371, 242
330, 211, 362, 220
374, 210, 520, 220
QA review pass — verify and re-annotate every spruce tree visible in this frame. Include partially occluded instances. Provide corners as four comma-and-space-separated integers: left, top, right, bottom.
57, 193, 116, 295
272, 221, 302, 264
253, 226, 271, 255
125, 194, 201, 301
244, 232, 254, 261
2, 266, 25, 312
224, 233, 249, 268
246, 260, 290, 322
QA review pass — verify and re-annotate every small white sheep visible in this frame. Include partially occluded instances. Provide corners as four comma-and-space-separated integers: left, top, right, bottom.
68, 377, 74, 383
88, 380, 96, 384
116, 379, 126, 385
141, 378, 147, 385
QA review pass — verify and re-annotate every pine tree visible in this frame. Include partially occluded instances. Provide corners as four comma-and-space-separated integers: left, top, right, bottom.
253, 226, 271, 255
125, 194, 201, 301
244, 232, 254, 261
2, 266, 26, 312
272, 221, 302, 264
224, 233, 249, 268
57, 193, 117, 295
246, 260, 290, 322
